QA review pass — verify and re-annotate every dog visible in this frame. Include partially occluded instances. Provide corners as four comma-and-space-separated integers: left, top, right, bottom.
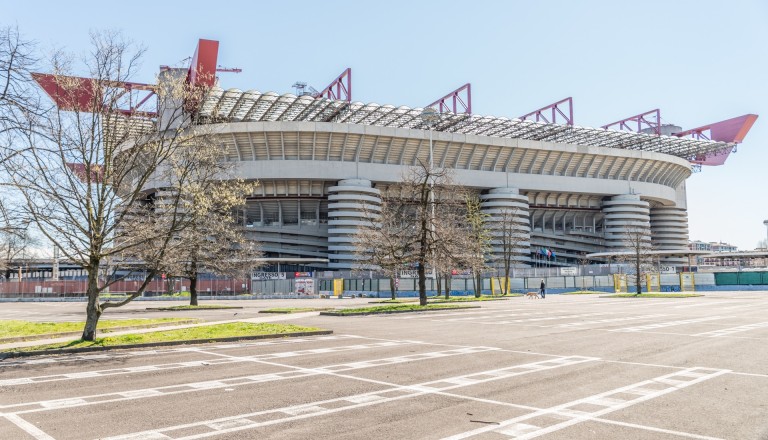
526, 291, 540, 299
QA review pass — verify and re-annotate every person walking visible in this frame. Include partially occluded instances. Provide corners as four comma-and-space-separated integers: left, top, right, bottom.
539, 279, 546, 298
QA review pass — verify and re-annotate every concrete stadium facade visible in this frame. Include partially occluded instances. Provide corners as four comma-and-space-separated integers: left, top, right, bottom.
195, 112, 699, 270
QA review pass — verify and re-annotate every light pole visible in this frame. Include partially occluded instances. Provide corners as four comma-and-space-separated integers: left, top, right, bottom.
763, 220, 768, 250
420, 107, 440, 282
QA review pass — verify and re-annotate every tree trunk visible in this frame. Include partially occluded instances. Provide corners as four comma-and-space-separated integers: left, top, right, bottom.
503, 257, 510, 296
444, 274, 451, 299
475, 272, 482, 298
189, 276, 198, 306
82, 264, 102, 341
389, 276, 396, 300
436, 274, 442, 299
417, 262, 427, 306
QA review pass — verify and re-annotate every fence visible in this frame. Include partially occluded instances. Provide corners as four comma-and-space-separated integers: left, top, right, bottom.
0, 278, 251, 299
2, 271, 766, 299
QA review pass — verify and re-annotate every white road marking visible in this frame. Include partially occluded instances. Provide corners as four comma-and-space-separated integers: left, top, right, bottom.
99, 355, 599, 440
0, 340, 412, 387
611, 316, 728, 332
673, 301, 730, 309
2, 414, 56, 440
554, 314, 668, 328
0, 335, 358, 368
590, 417, 726, 440
693, 321, 768, 337
441, 367, 730, 439
3, 347, 498, 414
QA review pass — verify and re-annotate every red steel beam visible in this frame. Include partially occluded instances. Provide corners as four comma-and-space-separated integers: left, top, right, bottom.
602, 109, 661, 135
676, 114, 759, 166
519, 97, 573, 125
426, 83, 472, 114
674, 114, 758, 143
314, 68, 351, 102
186, 39, 219, 89
31, 73, 157, 117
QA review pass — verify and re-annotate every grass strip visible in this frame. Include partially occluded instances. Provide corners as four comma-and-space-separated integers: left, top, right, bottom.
2, 323, 324, 354
368, 299, 420, 304
0, 318, 197, 339
321, 304, 479, 316
146, 305, 242, 311
601, 293, 703, 298
259, 307, 333, 314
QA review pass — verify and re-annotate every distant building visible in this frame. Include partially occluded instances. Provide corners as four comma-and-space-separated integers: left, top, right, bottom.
689, 240, 741, 266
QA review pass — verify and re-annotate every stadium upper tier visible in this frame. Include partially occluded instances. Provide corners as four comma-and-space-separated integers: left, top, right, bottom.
198, 87, 731, 162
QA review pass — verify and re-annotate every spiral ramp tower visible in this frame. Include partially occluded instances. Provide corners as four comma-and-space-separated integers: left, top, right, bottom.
327, 179, 381, 269
480, 188, 531, 266
602, 194, 651, 248
650, 207, 690, 264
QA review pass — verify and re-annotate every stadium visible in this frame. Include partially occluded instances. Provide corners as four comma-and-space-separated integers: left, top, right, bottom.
35, 39, 759, 272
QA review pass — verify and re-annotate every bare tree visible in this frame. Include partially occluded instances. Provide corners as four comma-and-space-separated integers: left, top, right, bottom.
353, 196, 413, 300
432, 198, 475, 299
615, 225, 656, 295
489, 206, 528, 296
461, 195, 491, 297
2, 31, 222, 340
397, 161, 469, 305
162, 162, 262, 305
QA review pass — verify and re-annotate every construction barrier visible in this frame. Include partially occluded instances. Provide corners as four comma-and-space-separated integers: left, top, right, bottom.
613, 274, 628, 293
646, 273, 661, 293
333, 278, 344, 298
680, 272, 696, 292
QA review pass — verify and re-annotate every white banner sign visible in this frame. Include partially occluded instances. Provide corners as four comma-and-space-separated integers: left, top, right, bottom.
252, 272, 287, 280
295, 278, 315, 295
399, 269, 435, 279
560, 267, 578, 276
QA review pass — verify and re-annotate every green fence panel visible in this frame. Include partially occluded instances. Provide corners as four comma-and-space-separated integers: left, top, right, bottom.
738, 272, 763, 285
714, 273, 739, 285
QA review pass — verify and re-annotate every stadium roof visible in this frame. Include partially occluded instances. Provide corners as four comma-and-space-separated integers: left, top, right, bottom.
198, 87, 734, 162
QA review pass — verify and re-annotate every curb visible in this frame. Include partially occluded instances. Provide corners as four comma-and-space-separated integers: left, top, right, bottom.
0, 319, 201, 344
319, 306, 480, 316
0, 330, 333, 360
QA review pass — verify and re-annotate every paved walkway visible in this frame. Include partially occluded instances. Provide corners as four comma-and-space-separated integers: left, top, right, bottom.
0, 312, 320, 351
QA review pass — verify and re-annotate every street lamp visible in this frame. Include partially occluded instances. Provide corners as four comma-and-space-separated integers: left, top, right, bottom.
420, 107, 440, 282
763, 219, 768, 250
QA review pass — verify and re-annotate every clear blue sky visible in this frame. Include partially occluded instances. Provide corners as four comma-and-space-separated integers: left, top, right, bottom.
5, 0, 767, 249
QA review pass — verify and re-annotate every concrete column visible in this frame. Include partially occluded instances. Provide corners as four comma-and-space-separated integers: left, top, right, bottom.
650, 207, 689, 264
602, 194, 650, 248
327, 179, 381, 270
480, 187, 531, 267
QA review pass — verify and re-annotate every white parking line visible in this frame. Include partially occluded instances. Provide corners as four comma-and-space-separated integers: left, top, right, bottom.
0, 335, 358, 368
0, 340, 412, 387
2, 347, 498, 414
2, 414, 56, 440
693, 321, 768, 337
611, 316, 728, 332
554, 314, 669, 328
99, 356, 599, 440
442, 367, 730, 439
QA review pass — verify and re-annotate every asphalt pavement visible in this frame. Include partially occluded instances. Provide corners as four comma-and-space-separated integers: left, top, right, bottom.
1, 292, 767, 439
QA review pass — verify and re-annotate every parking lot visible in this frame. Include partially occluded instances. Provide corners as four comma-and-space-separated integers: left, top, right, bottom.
1, 292, 767, 439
